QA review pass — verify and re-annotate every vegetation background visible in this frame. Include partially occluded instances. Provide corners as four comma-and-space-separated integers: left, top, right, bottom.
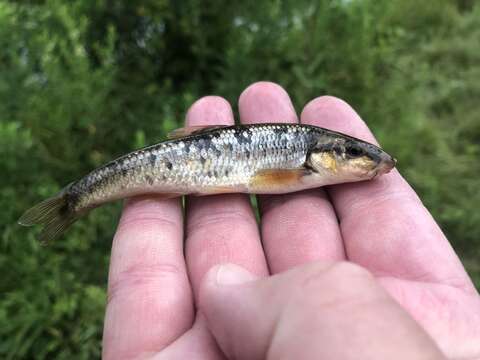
1, 0, 478, 358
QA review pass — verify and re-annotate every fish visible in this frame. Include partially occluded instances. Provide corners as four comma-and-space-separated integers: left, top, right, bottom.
18, 123, 396, 244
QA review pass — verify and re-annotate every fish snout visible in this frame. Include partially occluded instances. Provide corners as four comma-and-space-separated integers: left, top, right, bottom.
376, 153, 396, 176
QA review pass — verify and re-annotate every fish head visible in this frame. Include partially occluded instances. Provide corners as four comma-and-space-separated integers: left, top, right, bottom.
307, 132, 396, 182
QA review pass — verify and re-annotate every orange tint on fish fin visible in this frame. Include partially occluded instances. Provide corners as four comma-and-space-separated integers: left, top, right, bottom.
191, 186, 237, 196
249, 168, 310, 192
168, 125, 229, 139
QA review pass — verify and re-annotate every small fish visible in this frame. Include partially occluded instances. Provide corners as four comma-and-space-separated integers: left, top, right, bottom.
19, 123, 396, 243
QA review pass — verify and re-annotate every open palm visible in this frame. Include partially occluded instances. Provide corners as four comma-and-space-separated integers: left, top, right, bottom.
102, 82, 480, 359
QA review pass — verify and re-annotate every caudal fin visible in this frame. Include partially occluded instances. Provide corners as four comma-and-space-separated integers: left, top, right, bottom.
18, 188, 78, 244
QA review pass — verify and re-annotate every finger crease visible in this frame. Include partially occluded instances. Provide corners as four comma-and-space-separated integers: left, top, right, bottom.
187, 211, 257, 233
117, 214, 181, 233
108, 263, 186, 304
339, 190, 420, 221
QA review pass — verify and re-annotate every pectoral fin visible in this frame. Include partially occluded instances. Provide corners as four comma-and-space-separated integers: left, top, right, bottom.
249, 168, 311, 193
168, 125, 229, 139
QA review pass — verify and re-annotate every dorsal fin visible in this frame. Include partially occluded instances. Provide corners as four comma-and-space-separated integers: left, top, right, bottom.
167, 125, 230, 139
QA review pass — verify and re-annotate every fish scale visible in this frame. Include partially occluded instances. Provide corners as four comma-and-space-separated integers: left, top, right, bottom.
18, 123, 396, 243
71, 124, 314, 208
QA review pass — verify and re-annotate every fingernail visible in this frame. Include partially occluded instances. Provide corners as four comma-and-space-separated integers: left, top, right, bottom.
215, 264, 257, 286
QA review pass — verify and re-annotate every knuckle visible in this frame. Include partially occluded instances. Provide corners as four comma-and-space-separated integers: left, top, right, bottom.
299, 261, 374, 295
327, 261, 373, 280
304, 261, 372, 281
296, 262, 383, 312
187, 209, 255, 233
107, 262, 186, 305
116, 212, 180, 235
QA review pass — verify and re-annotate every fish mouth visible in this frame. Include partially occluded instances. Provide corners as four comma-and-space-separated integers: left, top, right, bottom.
367, 153, 396, 179
373, 156, 396, 178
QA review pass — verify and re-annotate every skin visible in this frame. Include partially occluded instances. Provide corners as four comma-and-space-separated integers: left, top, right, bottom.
102, 82, 480, 360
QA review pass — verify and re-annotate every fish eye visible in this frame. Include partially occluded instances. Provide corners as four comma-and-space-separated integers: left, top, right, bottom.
346, 145, 364, 158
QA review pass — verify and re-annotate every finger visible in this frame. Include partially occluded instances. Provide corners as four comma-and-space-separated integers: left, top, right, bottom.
199, 262, 445, 360
103, 197, 193, 360
301, 96, 475, 291
155, 315, 225, 360
239, 82, 345, 273
184, 96, 268, 297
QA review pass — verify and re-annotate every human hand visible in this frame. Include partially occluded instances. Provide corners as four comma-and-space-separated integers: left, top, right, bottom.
199, 262, 444, 359
102, 82, 480, 359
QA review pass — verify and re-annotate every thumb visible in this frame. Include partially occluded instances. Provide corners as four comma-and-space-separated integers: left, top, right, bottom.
198, 263, 276, 360
199, 262, 445, 360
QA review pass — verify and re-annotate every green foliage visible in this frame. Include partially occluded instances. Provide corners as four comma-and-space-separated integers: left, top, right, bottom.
1, 0, 479, 357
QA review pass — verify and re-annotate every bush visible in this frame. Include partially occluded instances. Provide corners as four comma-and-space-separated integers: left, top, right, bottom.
1, 0, 478, 358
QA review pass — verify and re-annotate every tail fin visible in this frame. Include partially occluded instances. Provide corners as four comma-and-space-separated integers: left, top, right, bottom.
18, 186, 78, 244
